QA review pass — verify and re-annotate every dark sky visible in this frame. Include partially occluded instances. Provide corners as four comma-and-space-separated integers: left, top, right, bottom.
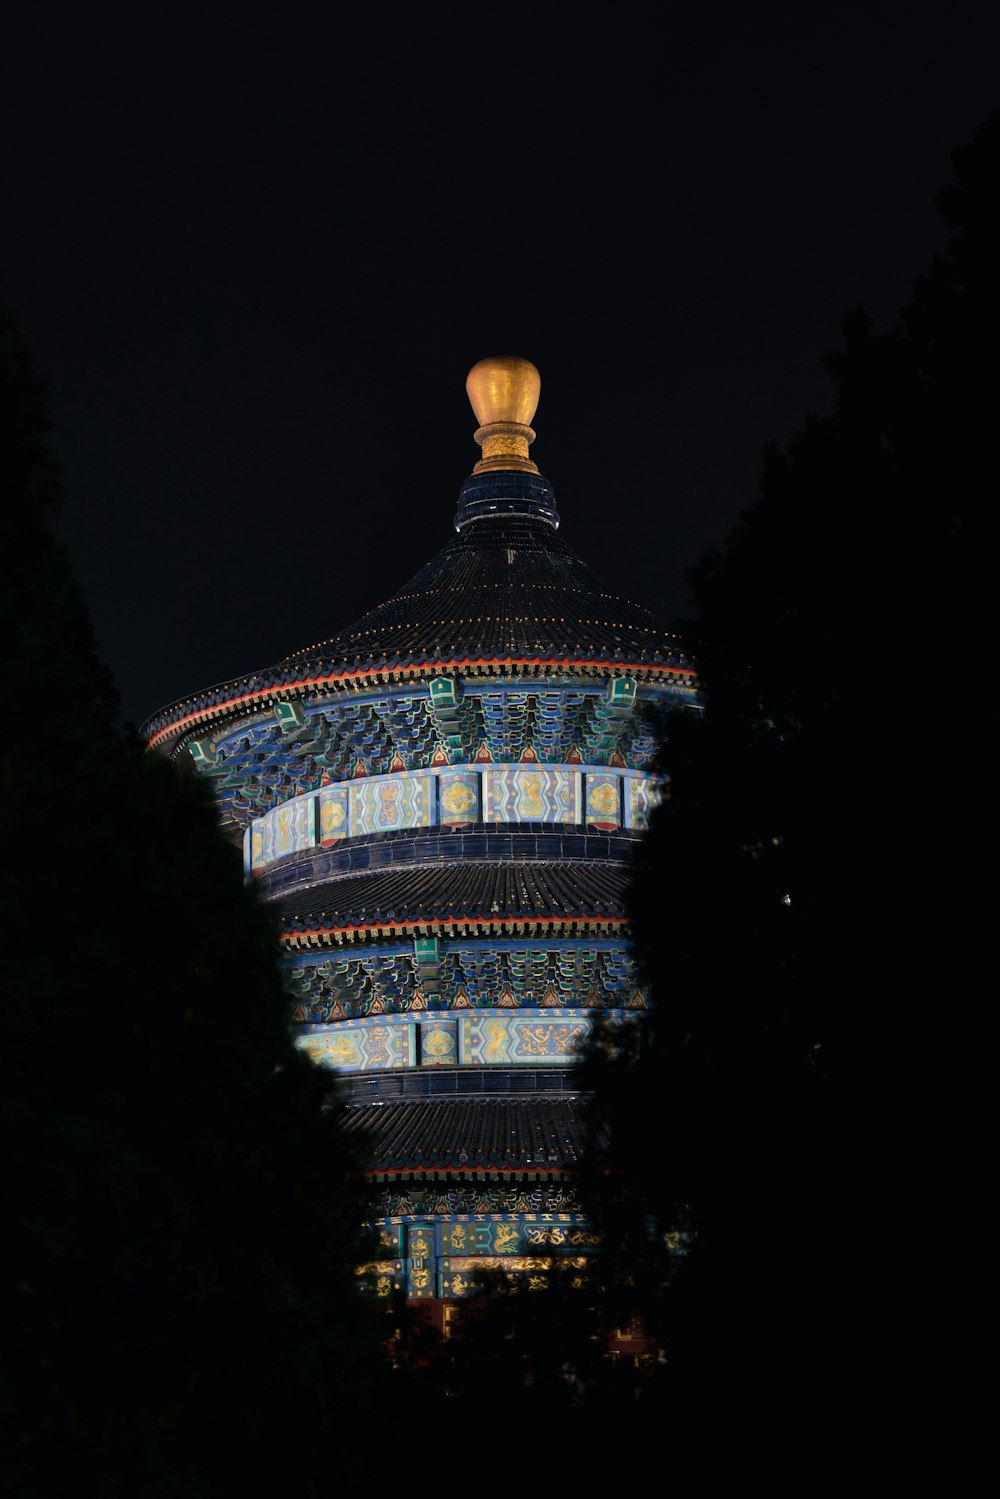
3, 6, 997, 727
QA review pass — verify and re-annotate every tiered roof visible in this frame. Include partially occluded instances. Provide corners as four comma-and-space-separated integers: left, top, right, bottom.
342, 1095, 589, 1179
144, 500, 694, 755
274, 860, 634, 946
145, 357, 691, 1229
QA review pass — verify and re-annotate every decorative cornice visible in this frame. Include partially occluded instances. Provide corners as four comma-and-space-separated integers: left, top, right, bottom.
280, 913, 631, 949
146, 657, 698, 751
367, 1165, 572, 1181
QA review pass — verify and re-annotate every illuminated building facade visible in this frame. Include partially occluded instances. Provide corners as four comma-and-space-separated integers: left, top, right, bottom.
144, 357, 697, 1318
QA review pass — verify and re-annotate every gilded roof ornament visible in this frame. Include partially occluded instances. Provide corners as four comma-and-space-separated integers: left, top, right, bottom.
466, 355, 541, 474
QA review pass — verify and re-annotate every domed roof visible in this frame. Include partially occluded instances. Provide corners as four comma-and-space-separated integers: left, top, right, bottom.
280, 485, 688, 676
143, 358, 695, 753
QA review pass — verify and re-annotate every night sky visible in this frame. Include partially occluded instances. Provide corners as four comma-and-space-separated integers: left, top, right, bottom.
3, 7, 997, 728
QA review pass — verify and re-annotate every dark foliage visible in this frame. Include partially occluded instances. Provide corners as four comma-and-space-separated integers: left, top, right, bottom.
576, 113, 999, 1428
1, 307, 384, 1494
365, 117, 998, 1438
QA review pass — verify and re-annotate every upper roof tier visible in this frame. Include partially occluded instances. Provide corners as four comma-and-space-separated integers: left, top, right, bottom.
143, 358, 695, 752
280, 503, 687, 670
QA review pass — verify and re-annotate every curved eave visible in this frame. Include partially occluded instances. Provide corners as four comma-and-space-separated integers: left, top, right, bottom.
144, 655, 698, 754
273, 859, 633, 948
364, 1164, 574, 1181
343, 1095, 589, 1176
281, 912, 631, 949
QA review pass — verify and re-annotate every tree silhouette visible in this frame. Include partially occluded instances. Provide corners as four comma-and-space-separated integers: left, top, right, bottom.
578, 113, 999, 1430
1, 306, 384, 1494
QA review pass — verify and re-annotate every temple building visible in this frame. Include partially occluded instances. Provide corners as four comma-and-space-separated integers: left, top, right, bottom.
143, 356, 698, 1324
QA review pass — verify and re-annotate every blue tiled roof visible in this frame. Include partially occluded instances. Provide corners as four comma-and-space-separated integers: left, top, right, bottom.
143, 496, 694, 746
273, 860, 633, 934
343, 1095, 590, 1174
280, 511, 688, 673
259, 824, 644, 897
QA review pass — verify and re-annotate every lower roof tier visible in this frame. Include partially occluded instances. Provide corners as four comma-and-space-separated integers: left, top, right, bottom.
260, 822, 646, 899
274, 859, 635, 946
341, 1092, 593, 1178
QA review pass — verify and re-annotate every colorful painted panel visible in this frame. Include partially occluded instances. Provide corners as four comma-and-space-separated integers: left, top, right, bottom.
510, 1017, 590, 1060
349, 774, 433, 835
407, 1222, 435, 1299
355, 1262, 402, 1298
318, 785, 349, 843
376, 1184, 584, 1215
625, 775, 664, 831
460, 1013, 590, 1064
248, 765, 654, 870
441, 1256, 592, 1297
441, 1266, 477, 1299
375, 1224, 403, 1256
294, 1020, 413, 1072
420, 1020, 458, 1066
483, 766, 581, 824
441, 1220, 529, 1255
250, 820, 265, 872
522, 1220, 601, 1251
256, 794, 316, 866
585, 772, 622, 827
438, 770, 480, 825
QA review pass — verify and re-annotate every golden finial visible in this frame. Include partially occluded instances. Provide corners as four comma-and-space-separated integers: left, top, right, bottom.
466, 355, 541, 474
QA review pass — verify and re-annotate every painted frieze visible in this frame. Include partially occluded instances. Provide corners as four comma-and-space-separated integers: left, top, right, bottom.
294, 1017, 414, 1071
482, 766, 581, 823
318, 784, 349, 843
247, 765, 667, 874
374, 1186, 584, 1216
585, 771, 622, 828
441, 1255, 591, 1297
349, 773, 433, 835
251, 794, 315, 870
407, 1222, 436, 1299
437, 769, 480, 824
419, 1020, 458, 1066
459, 1011, 590, 1064
625, 773, 664, 831
438, 1217, 599, 1257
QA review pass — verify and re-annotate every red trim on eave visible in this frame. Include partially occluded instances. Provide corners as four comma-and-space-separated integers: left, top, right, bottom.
366, 1166, 571, 1178
280, 914, 630, 943
146, 656, 698, 749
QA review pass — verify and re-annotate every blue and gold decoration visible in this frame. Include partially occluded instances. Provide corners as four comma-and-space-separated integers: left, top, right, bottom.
625, 774, 663, 832
438, 770, 480, 825
244, 764, 663, 874
294, 1018, 413, 1071
461, 1012, 591, 1064
251, 794, 315, 870
318, 784, 349, 843
483, 765, 580, 823
420, 1020, 458, 1066
350, 772, 433, 836
145, 355, 700, 1317
585, 772, 622, 828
